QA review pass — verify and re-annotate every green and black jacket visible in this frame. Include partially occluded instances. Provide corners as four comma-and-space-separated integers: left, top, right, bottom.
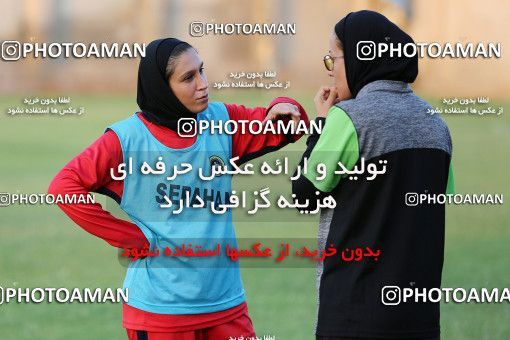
292, 80, 454, 339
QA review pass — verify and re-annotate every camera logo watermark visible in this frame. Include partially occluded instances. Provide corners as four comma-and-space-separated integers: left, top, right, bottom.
177, 118, 322, 138
0, 193, 11, 206
405, 193, 503, 206
356, 41, 377, 60
1, 41, 21, 60
381, 286, 510, 305
381, 286, 401, 305
178, 118, 198, 137
1, 41, 145, 61
356, 41, 501, 60
190, 22, 295, 37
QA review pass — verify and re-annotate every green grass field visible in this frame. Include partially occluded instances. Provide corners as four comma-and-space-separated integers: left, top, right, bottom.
0, 93, 508, 339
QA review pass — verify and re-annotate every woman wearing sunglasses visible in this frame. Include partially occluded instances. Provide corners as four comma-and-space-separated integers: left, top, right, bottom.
48, 38, 309, 340
293, 10, 454, 340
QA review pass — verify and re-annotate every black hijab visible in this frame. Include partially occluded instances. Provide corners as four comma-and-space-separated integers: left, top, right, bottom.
136, 38, 197, 130
334, 10, 418, 98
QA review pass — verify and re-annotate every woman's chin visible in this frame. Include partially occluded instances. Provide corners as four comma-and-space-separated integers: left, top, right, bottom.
192, 101, 209, 113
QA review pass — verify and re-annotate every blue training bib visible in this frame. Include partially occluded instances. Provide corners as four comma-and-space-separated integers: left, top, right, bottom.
108, 102, 245, 314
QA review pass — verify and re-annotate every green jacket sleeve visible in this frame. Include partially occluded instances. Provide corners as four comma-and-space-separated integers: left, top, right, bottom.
446, 162, 455, 194
303, 106, 360, 192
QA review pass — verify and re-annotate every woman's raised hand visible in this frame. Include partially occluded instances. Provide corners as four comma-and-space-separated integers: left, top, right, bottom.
263, 103, 301, 129
314, 86, 339, 118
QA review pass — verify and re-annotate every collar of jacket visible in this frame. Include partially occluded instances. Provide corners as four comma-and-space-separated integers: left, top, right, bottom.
356, 80, 412, 98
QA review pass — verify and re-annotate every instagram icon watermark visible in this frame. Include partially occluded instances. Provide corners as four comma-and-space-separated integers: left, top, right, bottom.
1, 41, 21, 60
1, 41, 145, 61
381, 286, 510, 305
356, 41, 501, 60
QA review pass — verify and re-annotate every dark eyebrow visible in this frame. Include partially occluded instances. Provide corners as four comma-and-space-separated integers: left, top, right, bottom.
181, 62, 204, 80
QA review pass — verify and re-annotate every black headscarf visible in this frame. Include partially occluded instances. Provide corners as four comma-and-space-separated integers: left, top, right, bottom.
334, 10, 418, 98
137, 38, 197, 130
